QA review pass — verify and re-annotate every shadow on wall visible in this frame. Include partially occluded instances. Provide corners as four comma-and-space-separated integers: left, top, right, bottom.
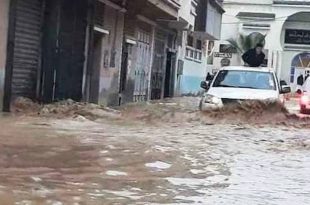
120, 78, 135, 105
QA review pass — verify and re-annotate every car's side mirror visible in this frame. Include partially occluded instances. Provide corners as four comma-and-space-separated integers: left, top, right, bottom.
200, 81, 209, 90
280, 80, 288, 86
281, 85, 291, 94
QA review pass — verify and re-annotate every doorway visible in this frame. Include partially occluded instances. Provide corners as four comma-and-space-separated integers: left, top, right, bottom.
164, 52, 176, 98
119, 43, 129, 105
151, 38, 165, 100
290, 52, 310, 92
134, 30, 151, 102
88, 32, 103, 103
41, 0, 88, 103
4, 0, 44, 107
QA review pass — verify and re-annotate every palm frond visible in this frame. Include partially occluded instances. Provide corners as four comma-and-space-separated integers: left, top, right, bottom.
227, 33, 267, 54
244, 35, 252, 52
227, 38, 243, 53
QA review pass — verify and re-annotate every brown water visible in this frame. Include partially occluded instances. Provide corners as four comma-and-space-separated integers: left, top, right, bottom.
0, 97, 309, 204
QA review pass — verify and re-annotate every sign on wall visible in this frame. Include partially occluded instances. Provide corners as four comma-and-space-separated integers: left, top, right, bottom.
214, 52, 232, 58
221, 58, 231, 66
285, 29, 310, 45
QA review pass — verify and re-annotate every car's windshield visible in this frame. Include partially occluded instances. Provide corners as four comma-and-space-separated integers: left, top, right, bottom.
213, 70, 276, 90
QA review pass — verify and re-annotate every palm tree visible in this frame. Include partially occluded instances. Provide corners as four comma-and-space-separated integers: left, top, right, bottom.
227, 33, 266, 54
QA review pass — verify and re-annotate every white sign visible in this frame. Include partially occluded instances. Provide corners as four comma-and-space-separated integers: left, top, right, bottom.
214, 52, 232, 58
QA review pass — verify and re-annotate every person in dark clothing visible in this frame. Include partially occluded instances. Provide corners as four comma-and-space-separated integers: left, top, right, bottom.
297, 74, 304, 86
206, 72, 212, 81
242, 43, 265, 67
305, 71, 310, 81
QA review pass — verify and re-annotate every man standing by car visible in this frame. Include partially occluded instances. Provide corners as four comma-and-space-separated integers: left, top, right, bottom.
242, 43, 265, 67
305, 70, 310, 81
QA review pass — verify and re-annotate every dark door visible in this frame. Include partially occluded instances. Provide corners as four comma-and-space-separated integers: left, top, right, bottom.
88, 32, 102, 103
41, 0, 88, 102
164, 52, 176, 98
151, 38, 165, 100
119, 43, 129, 105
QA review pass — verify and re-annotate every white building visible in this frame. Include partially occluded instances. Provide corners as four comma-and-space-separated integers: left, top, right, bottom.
214, 0, 310, 92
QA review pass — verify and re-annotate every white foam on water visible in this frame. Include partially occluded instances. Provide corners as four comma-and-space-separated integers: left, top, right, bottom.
105, 170, 128, 176
99, 150, 109, 154
102, 190, 142, 200
145, 161, 171, 170
31, 176, 42, 182
190, 169, 205, 175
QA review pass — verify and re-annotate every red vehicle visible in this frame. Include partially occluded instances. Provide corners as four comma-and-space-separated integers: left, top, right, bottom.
300, 93, 310, 114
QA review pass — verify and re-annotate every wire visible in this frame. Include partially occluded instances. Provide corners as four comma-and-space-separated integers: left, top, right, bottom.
221, 13, 310, 25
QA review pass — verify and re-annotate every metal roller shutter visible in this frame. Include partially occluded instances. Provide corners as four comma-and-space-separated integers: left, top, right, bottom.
12, 0, 43, 99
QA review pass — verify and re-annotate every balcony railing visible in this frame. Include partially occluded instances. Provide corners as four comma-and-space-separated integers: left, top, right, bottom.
185, 46, 203, 63
166, 0, 181, 9
147, 0, 180, 18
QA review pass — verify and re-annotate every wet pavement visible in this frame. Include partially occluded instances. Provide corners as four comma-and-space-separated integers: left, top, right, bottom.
0, 98, 309, 205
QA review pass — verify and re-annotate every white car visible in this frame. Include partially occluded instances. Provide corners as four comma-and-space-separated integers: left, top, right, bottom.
300, 77, 310, 114
199, 66, 291, 110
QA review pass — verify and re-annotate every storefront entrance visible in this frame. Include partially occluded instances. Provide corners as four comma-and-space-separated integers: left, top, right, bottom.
5, 0, 89, 110
134, 29, 151, 102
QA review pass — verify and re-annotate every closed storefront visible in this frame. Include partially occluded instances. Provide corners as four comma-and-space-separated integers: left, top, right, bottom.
6, 0, 88, 104
10, 0, 44, 99
4, 0, 94, 110
41, 0, 88, 102
151, 30, 166, 100
134, 29, 152, 102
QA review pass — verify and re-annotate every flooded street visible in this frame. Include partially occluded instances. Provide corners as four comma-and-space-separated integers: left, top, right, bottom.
0, 98, 310, 204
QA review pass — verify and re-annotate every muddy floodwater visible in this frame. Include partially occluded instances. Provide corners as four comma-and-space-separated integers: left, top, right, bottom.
1, 97, 310, 205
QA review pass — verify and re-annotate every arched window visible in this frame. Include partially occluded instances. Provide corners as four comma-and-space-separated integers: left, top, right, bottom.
290, 52, 310, 84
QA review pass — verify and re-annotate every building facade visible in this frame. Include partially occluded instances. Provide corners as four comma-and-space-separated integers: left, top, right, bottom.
1, 0, 127, 111
177, 0, 224, 95
119, 0, 180, 104
214, 0, 310, 92
0, 0, 224, 111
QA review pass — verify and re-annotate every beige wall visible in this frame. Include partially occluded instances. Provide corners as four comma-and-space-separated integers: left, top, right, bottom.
0, 0, 10, 110
98, 5, 124, 106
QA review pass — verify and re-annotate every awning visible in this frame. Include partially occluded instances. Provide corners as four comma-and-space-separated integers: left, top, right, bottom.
191, 31, 219, 41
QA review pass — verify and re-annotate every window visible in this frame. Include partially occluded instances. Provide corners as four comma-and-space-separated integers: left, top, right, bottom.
186, 46, 203, 62
213, 70, 276, 90
187, 35, 194, 47
196, 40, 202, 50
186, 36, 203, 62
207, 41, 214, 56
